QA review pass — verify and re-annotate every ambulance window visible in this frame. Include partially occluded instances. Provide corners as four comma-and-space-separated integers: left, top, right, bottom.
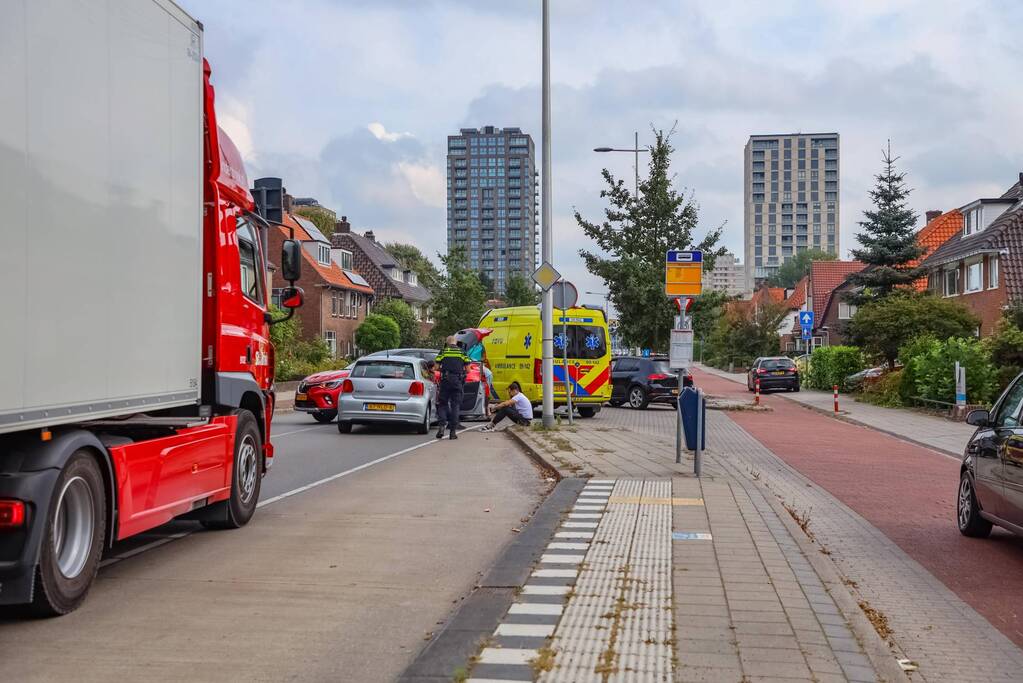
571, 326, 607, 359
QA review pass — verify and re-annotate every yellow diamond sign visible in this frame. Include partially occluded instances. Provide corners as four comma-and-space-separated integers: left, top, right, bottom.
531, 261, 562, 291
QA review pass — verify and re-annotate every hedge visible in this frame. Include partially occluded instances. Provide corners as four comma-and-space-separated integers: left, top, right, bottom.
805, 346, 865, 391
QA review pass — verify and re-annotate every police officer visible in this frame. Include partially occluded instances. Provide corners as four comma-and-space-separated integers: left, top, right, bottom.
435, 336, 470, 439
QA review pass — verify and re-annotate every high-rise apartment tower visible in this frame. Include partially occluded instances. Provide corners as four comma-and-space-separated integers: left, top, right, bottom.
743, 133, 839, 290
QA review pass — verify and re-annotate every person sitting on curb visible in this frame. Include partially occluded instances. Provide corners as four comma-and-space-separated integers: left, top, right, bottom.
481, 381, 533, 432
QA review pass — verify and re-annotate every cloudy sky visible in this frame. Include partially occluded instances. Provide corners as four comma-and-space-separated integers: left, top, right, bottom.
181, 0, 1022, 304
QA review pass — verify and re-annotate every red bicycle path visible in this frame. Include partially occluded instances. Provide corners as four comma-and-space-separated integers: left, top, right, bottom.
691, 368, 1023, 647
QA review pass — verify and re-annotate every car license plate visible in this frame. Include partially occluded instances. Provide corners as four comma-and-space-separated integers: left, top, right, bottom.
365, 403, 395, 412
295, 392, 307, 401
772, 371, 786, 375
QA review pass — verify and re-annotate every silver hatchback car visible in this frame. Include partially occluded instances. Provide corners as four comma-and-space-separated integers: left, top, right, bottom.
336, 356, 437, 434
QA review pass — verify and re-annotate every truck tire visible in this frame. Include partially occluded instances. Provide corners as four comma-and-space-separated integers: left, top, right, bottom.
312, 410, 337, 423
201, 411, 262, 530
31, 450, 106, 617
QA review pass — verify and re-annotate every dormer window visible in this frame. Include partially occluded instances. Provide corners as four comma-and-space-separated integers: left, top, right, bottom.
964, 206, 983, 236
317, 244, 330, 266
404, 270, 418, 286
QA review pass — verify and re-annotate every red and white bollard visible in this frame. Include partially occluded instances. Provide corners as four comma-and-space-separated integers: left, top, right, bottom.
833, 384, 839, 413
755, 378, 761, 406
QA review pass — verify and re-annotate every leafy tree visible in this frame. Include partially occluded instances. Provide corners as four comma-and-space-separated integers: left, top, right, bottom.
846, 143, 925, 303
429, 246, 487, 344
805, 346, 865, 391
384, 242, 442, 291
767, 249, 836, 289
578, 127, 724, 351
848, 292, 979, 369
371, 298, 421, 347
705, 301, 786, 369
985, 303, 1023, 391
294, 206, 337, 239
690, 290, 732, 343
355, 314, 400, 354
504, 272, 539, 306
911, 337, 997, 405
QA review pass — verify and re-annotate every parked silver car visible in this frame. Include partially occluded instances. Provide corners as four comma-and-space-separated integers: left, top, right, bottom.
336, 356, 437, 434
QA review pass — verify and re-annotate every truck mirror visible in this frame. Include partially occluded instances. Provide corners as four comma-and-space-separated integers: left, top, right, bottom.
281, 286, 304, 310
281, 239, 302, 282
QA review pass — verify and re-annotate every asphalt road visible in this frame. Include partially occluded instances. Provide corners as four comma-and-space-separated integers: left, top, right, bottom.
0, 411, 546, 681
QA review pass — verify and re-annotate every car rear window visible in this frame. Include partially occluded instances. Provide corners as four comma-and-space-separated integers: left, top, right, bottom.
352, 361, 415, 379
649, 360, 672, 375
760, 358, 795, 370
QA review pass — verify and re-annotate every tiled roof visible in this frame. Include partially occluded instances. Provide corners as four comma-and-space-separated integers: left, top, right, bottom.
810, 260, 864, 322
784, 276, 808, 309
1000, 176, 1022, 201
341, 231, 432, 303
909, 210, 963, 291
921, 201, 1023, 299
276, 215, 374, 295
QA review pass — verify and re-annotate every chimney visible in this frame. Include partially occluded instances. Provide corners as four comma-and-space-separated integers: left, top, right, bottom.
925, 209, 942, 223
335, 216, 351, 234
364, 230, 375, 242
283, 193, 293, 214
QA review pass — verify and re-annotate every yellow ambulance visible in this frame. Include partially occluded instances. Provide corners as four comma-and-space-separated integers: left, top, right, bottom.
479, 305, 611, 417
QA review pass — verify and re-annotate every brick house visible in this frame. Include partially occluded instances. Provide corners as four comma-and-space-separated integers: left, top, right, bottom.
909, 209, 964, 290
332, 220, 434, 338
266, 211, 374, 359
806, 261, 864, 346
920, 178, 1023, 336
780, 276, 809, 353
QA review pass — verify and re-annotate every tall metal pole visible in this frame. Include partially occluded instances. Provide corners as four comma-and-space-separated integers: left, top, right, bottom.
634, 130, 639, 199
540, 0, 555, 428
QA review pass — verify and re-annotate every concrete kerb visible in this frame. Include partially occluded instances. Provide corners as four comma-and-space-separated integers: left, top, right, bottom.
735, 462, 913, 683
398, 475, 586, 682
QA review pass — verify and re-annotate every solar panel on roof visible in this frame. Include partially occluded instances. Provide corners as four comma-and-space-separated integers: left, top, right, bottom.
294, 216, 330, 244
344, 270, 370, 287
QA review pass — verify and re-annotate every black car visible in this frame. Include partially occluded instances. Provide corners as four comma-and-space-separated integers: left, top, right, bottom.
957, 373, 1023, 538
747, 356, 800, 392
609, 356, 693, 410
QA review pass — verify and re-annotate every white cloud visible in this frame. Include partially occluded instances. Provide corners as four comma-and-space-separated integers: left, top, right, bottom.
397, 161, 446, 208
368, 122, 412, 142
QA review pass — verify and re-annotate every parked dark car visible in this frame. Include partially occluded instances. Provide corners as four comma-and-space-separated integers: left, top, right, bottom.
957, 373, 1023, 538
747, 356, 800, 392
609, 356, 693, 410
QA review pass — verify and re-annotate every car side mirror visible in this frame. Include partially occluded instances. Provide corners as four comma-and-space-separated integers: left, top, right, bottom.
281, 239, 302, 282
280, 286, 304, 309
966, 409, 991, 427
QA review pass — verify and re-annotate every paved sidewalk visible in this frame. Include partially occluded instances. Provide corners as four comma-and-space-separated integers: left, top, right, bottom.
491, 414, 898, 682
696, 363, 975, 457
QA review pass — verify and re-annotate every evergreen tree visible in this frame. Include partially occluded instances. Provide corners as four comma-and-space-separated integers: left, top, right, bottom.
504, 272, 538, 306
577, 127, 724, 351
847, 142, 924, 303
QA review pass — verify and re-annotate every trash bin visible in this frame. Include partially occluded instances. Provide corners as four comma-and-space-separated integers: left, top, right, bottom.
677, 386, 706, 451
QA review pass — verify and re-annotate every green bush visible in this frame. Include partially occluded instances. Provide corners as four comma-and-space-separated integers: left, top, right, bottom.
910, 337, 997, 405
897, 335, 937, 402
805, 346, 865, 391
860, 369, 904, 407
355, 314, 401, 354
985, 316, 1023, 393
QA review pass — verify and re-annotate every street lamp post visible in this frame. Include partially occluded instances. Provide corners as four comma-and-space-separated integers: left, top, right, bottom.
585, 290, 610, 318
594, 131, 648, 199
540, 0, 555, 428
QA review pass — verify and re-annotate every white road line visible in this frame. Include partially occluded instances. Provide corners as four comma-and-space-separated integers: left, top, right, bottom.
568, 513, 601, 519
561, 521, 598, 528
522, 585, 571, 595
541, 554, 584, 564
509, 603, 563, 615
548, 542, 589, 550
573, 505, 604, 511
478, 648, 538, 665
532, 568, 578, 578
269, 425, 325, 438
555, 531, 593, 539
495, 623, 556, 637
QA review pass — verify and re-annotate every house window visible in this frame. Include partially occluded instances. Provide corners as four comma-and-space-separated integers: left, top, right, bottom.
331, 293, 339, 317
317, 244, 331, 266
989, 255, 999, 288
944, 267, 960, 297
965, 259, 983, 293
964, 207, 984, 236
838, 302, 857, 319
324, 331, 337, 358
337, 249, 354, 271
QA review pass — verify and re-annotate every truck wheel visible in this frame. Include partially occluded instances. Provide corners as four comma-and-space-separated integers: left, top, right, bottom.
577, 407, 598, 418
202, 411, 261, 530
32, 450, 106, 616
312, 410, 337, 424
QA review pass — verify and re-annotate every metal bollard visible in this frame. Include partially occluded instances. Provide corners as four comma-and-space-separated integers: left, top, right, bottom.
755, 378, 761, 406
833, 384, 839, 413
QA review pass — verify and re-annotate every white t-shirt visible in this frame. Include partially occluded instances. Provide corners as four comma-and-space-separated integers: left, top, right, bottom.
511, 392, 533, 420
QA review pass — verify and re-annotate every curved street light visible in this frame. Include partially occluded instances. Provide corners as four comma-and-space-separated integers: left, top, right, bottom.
593, 132, 649, 198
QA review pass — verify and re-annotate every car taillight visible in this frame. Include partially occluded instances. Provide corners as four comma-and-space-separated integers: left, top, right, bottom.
534, 359, 542, 385
340, 379, 354, 394
0, 500, 26, 530
757, 368, 767, 374
409, 381, 425, 396
647, 373, 669, 381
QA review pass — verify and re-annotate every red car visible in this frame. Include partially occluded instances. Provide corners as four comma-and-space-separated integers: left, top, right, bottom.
294, 369, 351, 422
